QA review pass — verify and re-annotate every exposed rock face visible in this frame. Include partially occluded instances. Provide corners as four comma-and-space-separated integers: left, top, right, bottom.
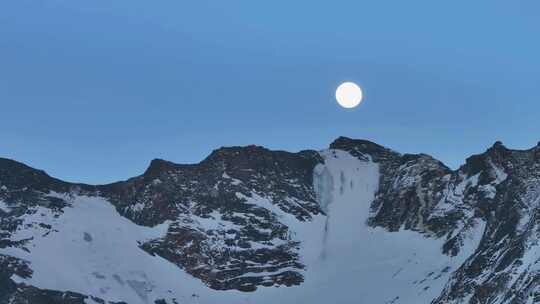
3, 138, 540, 303
1, 146, 323, 299
331, 137, 540, 303
432, 143, 540, 304
99, 146, 323, 292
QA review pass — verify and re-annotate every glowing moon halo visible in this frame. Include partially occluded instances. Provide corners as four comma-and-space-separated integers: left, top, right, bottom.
335, 82, 363, 108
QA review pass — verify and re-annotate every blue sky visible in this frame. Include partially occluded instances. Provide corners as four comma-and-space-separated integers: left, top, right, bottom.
1, 0, 540, 184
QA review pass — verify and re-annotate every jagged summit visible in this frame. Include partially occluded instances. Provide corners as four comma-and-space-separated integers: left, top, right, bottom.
493, 140, 505, 148
3, 138, 540, 188
330, 136, 392, 153
202, 144, 282, 166
143, 158, 180, 179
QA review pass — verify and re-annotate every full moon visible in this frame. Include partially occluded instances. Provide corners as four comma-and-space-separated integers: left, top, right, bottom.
335, 82, 363, 108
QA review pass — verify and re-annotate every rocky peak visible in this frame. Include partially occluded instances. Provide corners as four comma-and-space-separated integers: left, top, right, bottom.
203, 145, 319, 170
459, 141, 530, 186
484, 140, 512, 162
205, 145, 270, 160
329, 136, 398, 162
143, 158, 180, 179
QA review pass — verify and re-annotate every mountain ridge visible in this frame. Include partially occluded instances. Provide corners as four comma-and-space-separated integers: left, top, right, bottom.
2, 137, 540, 303
1, 137, 525, 186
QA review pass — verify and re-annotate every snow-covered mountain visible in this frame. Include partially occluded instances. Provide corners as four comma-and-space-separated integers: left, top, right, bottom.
1, 137, 539, 304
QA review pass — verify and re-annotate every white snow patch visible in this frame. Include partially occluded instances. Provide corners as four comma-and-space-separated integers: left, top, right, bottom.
0, 195, 245, 304
489, 160, 508, 184
130, 202, 146, 212
222, 172, 242, 185
0, 200, 11, 212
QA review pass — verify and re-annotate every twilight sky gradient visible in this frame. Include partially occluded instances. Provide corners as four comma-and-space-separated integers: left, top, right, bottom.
1, 1, 540, 184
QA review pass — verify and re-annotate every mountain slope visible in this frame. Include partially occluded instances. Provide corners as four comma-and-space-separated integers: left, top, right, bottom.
1, 138, 540, 303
